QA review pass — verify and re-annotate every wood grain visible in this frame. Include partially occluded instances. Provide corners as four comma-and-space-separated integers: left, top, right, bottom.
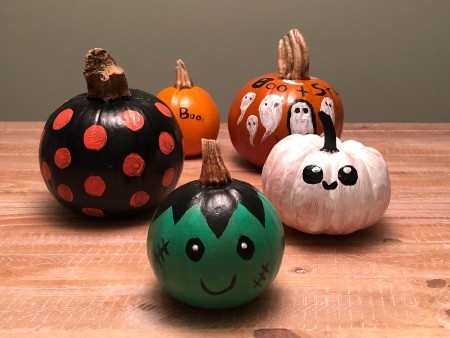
0, 122, 449, 337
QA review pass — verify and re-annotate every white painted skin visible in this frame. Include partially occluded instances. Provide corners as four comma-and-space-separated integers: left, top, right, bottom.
262, 134, 391, 235
320, 97, 335, 123
246, 115, 258, 146
289, 101, 314, 135
258, 94, 283, 142
237, 92, 256, 125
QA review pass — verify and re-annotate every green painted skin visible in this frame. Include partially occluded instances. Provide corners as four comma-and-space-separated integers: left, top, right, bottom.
147, 191, 284, 309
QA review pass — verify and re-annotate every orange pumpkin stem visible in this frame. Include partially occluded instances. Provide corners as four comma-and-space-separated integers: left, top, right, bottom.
175, 59, 194, 89
83, 48, 131, 102
200, 139, 232, 188
278, 28, 310, 80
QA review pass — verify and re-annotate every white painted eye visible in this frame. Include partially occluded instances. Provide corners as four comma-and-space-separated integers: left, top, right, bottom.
192, 244, 199, 252
241, 242, 248, 250
312, 166, 321, 173
343, 166, 352, 174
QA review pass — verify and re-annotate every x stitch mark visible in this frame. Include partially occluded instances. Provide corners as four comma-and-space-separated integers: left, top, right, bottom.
253, 261, 270, 288
154, 237, 170, 269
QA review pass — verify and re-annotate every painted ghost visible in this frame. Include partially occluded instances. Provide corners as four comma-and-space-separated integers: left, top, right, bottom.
287, 99, 316, 135
259, 94, 283, 142
237, 92, 256, 124
246, 115, 258, 146
320, 97, 335, 123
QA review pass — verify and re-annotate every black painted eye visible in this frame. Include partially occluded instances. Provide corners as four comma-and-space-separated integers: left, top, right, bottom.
237, 235, 255, 260
338, 165, 358, 186
303, 165, 323, 184
186, 238, 205, 262
303, 108, 309, 114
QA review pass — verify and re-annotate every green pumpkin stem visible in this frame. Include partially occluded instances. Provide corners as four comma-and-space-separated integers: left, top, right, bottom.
200, 139, 232, 188
278, 28, 310, 80
175, 59, 194, 89
83, 48, 131, 102
319, 111, 339, 153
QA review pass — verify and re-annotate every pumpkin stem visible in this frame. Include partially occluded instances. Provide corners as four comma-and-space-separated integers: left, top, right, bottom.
277, 28, 310, 80
175, 59, 194, 89
319, 111, 339, 153
83, 48, 131, 102
200, 139, 232, 188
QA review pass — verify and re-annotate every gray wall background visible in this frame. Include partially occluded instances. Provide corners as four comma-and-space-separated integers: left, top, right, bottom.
1, 0, 449, 122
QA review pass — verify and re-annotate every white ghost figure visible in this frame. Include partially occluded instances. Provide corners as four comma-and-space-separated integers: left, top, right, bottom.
288, 100, 315, 135
246, 115, 258, 146
237, 92, 256, 124
259, 94, 283, 142
320, 97, 335, 123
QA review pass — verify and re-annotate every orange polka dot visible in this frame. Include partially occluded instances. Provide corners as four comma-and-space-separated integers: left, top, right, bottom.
155, 102, 172, 117
159, 132, 175, 155
81, 208, 105, 217
121, 110, 144, 131
162, 167, 176, 187
130, 191, 150, 207
123, 153, 145, 177
57, 184, 73, 202
84, 176, 106, 196
54, 147, 71, 169
52, 108, 73, 130
41, 162, 51, 181
84, 125, 107, 150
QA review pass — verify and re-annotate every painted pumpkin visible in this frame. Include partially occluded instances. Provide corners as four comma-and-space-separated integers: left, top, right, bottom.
39, 48, 184, 217
262, 111, 390, 235
147, 139, 284, 309
158, 59, 220, 157
228, 28, 344, 168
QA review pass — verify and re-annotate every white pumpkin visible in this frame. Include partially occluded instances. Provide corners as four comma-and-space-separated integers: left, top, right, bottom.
261, 111, 391, 235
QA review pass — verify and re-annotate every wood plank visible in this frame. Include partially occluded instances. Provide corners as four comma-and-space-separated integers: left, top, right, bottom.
0, 122, 449, 337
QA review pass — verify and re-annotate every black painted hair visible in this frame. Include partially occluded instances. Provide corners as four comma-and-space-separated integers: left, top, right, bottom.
153, 179, 265, 238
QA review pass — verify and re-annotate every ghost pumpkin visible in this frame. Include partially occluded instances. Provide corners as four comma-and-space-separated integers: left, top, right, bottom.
39, 48, 184, 217
262, 111, 391, 235
228, 28, 344, 167
147, 139, 285, 309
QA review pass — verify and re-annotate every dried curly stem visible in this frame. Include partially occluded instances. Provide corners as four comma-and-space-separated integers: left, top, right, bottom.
200, 139, 232, 188
277, 28, 310, 80
175, 59, 194, 89
83, 48, 131, 102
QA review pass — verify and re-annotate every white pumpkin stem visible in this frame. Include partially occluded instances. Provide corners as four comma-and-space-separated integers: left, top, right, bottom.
200, 139, 232, 188
83, 48, 131, 102
278, 28, 310, 80
175, 59, 194, 89
319, 111, 339, 153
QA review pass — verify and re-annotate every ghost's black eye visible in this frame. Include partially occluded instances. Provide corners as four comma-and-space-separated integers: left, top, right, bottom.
303, 165, 323, 184
237, 235, 255, 260
186, 238, 205, 262
303, 108, 309, 114
294, 108, 300, 113
338, 165, 358, 186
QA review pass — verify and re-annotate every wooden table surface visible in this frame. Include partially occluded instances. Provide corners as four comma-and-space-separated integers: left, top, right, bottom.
0, 122, 449, 337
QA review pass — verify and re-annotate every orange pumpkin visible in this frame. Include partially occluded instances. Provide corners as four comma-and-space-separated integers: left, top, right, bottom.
158, 60, 220, 157
227, 28, 344, 167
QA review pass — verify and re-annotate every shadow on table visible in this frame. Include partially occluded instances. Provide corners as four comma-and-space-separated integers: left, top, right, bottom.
134, 284, 288, 331
282, 218, 396, 253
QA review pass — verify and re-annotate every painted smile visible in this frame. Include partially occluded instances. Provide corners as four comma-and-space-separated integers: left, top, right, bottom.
322, 180, 338, 190
200, 274, 237, 295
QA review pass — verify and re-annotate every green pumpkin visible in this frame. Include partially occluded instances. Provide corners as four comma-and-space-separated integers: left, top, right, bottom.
147, 139, 285, 309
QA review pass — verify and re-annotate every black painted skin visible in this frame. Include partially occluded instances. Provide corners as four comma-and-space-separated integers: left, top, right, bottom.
39, 89, 184, 217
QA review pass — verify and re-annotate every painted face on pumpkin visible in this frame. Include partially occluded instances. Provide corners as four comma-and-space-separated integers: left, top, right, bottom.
303, 163, 358, 190
147, 180, 284, 309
